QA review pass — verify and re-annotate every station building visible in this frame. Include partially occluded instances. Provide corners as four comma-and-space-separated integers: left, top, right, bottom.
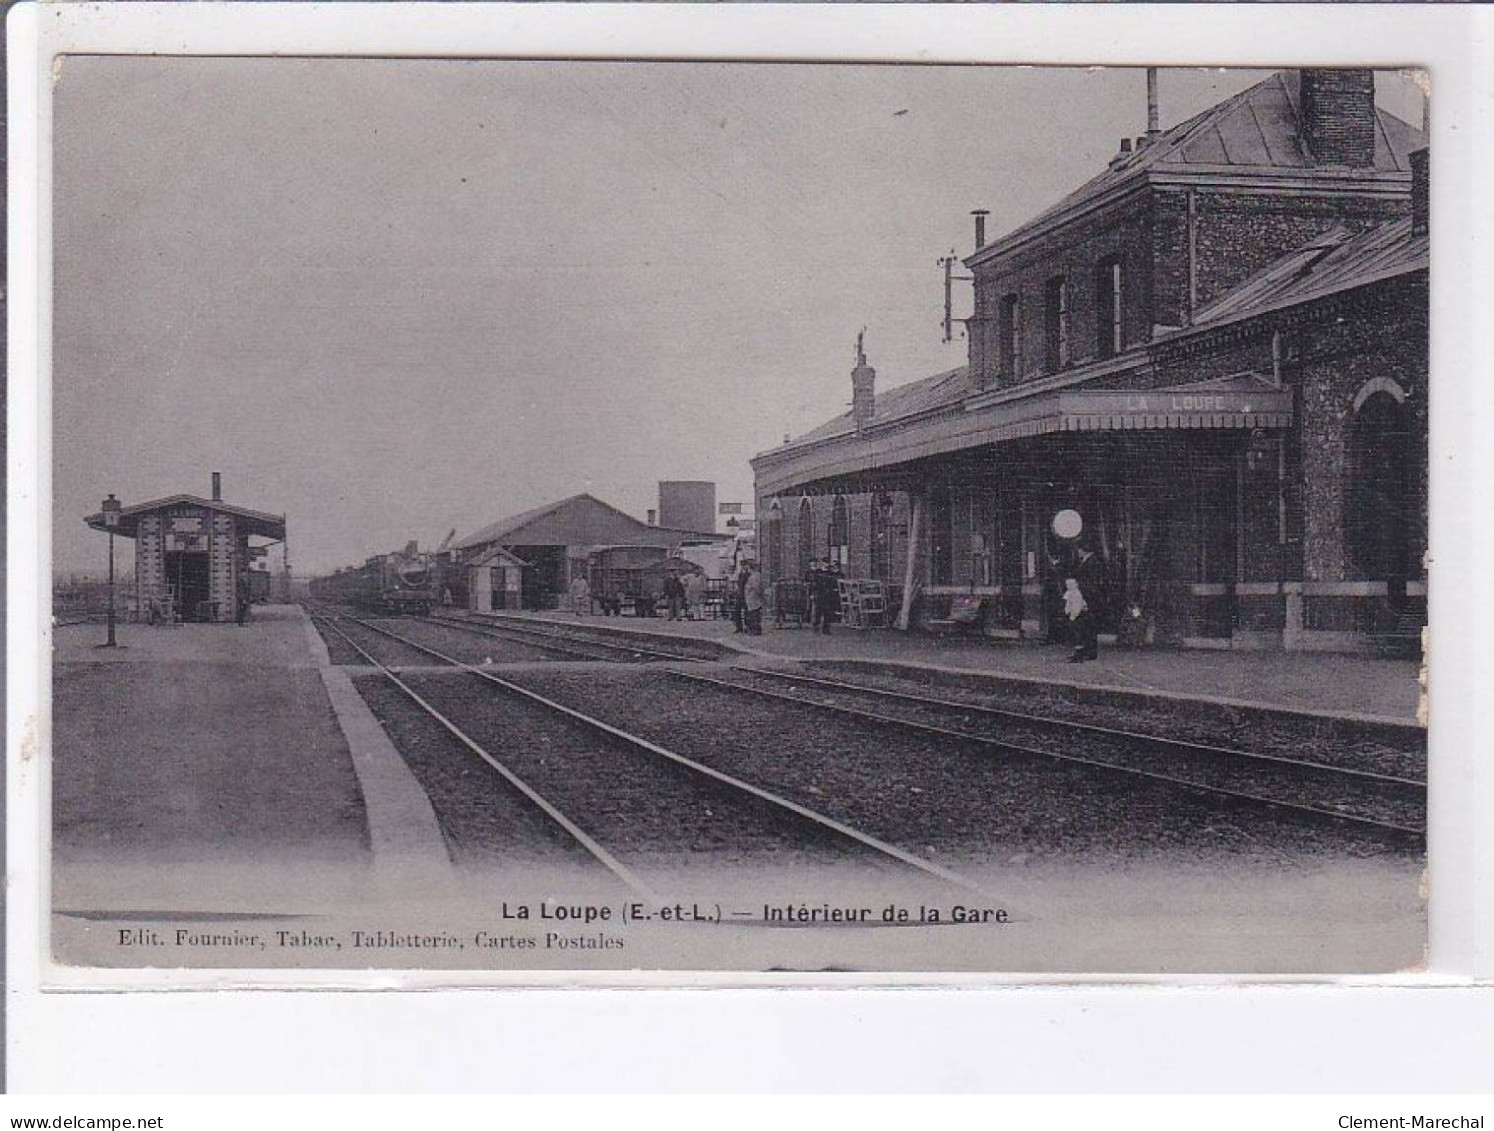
751, 70, 1428, 652
453, 493, 724, 609
84, 473, 288, 623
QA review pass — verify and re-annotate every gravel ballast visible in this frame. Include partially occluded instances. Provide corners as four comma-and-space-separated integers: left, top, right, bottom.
359, 668, 899, 876
505, 669, 1419, 868
703, 668, 1425, 832
801, 662, 1425, 777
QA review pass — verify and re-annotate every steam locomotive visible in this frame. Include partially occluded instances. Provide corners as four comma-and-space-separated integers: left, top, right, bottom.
310, 541, 463, 616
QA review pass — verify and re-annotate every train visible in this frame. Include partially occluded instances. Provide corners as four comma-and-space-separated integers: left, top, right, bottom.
309, 541, 464, 615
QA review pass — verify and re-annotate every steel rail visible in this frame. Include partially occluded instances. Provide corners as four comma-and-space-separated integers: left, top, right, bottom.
737, 666, 1426, 789
415, 614, 646, 663
666, 669, 1425, 842
435, 611, 707, 664
330, 612, 995, 897
311, 612, 662, 900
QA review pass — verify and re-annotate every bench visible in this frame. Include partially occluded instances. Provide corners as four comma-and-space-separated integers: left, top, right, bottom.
924, 595, 985, 634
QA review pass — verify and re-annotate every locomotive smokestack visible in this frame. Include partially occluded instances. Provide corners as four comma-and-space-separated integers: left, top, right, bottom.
212, 471, 222, 501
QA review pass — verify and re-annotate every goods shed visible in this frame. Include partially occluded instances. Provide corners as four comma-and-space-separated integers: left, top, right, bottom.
453, 493, 724, 610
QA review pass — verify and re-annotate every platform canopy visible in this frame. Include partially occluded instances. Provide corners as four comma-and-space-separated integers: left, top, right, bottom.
754, 373, 1292, 499
84, 494, 287, 542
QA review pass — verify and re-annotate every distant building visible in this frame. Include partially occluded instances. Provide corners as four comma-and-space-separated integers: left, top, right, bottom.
453, 493, 723, 609
752, 69, 1427, 652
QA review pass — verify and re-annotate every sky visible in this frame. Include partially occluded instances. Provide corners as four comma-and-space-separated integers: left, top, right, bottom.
50, 59, 1426, 576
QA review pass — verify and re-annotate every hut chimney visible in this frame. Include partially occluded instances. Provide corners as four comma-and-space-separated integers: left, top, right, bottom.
972, 209, 989, 249
211, 471, 222, 501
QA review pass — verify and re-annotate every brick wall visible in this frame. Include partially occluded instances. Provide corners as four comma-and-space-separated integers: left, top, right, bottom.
970, 196, 1153, 389
1152, 189, 1408, 324
1156, 273, 1427, 588
1293, 277, 1429, 583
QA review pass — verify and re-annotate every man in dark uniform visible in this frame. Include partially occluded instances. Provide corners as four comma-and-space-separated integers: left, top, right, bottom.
235, 568, 252, 626
812, 559, 838, 634
1069, 541, 1106, 662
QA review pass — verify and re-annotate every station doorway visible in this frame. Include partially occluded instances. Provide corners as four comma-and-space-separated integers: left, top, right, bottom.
165, 551, 212, 622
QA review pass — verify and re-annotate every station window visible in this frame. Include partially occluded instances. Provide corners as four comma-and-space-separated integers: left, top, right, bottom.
829, 496, 850, 569
1000, 294, 1022, 381
1044, 276, 1069, 373
797, 497, 815, 579
1095, 258, 1124, 359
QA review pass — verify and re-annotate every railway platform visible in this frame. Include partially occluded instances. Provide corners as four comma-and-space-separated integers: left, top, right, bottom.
475, 610, 1423, 726
51, 605, 452, 927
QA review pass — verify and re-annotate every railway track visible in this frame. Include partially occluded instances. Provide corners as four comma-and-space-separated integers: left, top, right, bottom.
662, 666, 1425, 843
311, 611, 993, 898
311, 605, 592, 666
421, 612, 702, 664
430, 611, 711, 664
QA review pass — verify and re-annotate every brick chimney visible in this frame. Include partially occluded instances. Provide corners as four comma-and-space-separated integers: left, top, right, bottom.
851, 331, 876, 432
1297, 69, 1377, 168
211, 471, 222, 501
1410, 147, 1429, 236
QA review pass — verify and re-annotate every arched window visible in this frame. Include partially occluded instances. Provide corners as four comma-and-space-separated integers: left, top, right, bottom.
1347, 390, 1412, 592
829, 496, 850, 570
797, 497, 815, 579
766, 514, 783, 583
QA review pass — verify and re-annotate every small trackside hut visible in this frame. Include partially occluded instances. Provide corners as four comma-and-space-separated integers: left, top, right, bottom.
84, 472, 288, 624
462, 545, 529, 613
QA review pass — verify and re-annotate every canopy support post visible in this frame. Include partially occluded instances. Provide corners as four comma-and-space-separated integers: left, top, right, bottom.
895, 493, 923, 631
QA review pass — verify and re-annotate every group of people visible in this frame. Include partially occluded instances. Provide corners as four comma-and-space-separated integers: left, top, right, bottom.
731, 559, 764, 635
806, 558, 844, 635
660, 570, 708, 621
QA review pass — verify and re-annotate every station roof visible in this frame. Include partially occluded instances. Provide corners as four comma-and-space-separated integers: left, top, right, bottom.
1190, 216, 1427, 330
968, 70, 1426, 269
83, 494, 287, 541
770, 365, 970, 455
454, 493, 720, 552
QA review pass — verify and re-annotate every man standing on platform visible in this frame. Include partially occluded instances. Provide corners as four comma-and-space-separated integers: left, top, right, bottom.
813, 558, 840, 635
732, 562, 748, 633
1069, 540, 1105, 662
743, 559, 764, 636
235, 567, 252, 626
